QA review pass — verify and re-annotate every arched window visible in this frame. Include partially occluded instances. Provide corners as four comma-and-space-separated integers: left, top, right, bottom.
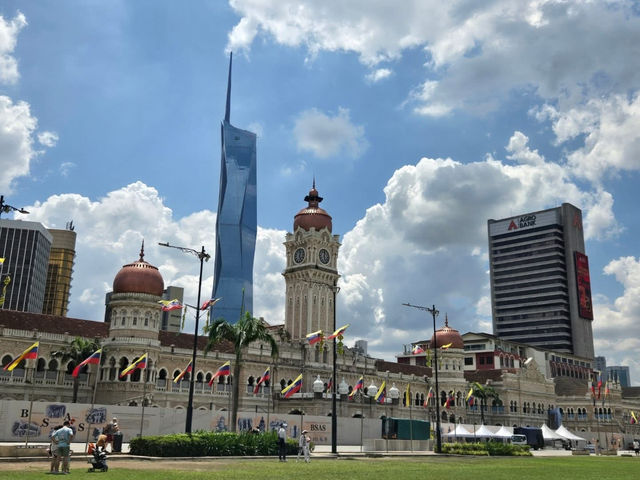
118, 357, 129, 382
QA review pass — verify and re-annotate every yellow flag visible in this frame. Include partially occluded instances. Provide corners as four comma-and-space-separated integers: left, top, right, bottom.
405, 383, 411, 406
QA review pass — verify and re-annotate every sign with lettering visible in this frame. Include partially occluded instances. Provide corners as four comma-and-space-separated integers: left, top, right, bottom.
574, 252, 594, 320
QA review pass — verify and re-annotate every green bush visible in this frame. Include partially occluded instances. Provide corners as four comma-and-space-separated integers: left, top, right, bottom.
129, 431, 298, 457
441, 442, 531, 456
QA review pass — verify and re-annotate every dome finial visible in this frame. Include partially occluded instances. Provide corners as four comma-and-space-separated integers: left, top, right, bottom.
139, 240, 145, 261
444, 313, 449, 327
312, 175, 316, 190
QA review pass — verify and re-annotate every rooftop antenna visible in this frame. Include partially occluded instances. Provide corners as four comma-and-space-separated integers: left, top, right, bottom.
225, 52, 232, 123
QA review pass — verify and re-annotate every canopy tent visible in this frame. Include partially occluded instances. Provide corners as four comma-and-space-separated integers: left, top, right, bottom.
555, 425, 586, 441
473, 424, 497, 438
493, 426, 514, 439
443, 424, 474, 438
541, 423, 565, 441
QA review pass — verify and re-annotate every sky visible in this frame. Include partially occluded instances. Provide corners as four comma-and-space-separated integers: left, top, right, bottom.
1, 1, 639, 384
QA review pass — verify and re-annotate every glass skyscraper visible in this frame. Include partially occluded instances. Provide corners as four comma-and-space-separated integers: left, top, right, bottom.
212, 53, 257, 323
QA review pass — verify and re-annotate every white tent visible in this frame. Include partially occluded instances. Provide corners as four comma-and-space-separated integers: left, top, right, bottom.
493, 426, 514, 439
474, 424, 497, 438
541, 423, 565, 441
443, 424, 474, 438
555, 425, 586, 442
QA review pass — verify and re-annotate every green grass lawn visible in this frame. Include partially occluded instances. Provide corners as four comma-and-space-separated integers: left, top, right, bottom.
0, 456, 637, 480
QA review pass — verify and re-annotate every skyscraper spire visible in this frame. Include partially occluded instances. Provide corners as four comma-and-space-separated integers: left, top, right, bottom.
225, 52, 232, 123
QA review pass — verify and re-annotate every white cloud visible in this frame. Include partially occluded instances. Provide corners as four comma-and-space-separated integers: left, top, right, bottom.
59, 162, 75, 177
0, 96, 41, 193
365, 68, 392, 83
0, 12, 27, 84
293, 107, 367, 159
38, 131, 59, 148
593, 257, 640, 378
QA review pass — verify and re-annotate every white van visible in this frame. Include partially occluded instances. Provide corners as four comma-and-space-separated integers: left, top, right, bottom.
510, 434, 527, 446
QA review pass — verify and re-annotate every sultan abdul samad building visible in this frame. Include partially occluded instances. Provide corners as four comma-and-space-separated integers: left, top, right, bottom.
1, 184, 640, 447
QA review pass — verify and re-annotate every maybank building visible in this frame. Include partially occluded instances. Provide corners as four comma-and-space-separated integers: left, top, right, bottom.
487, 203, 595, 359
212, 54, 257, 323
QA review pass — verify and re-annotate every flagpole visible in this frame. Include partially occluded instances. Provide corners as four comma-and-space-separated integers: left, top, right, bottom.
24, 345, 40, 448
266, 365, 271, 430
85, 352, 102, 454
138, 352, 148, 438
409, 384, 413, 453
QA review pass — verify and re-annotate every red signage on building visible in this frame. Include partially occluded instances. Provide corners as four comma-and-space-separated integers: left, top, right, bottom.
574, 252, 594, 320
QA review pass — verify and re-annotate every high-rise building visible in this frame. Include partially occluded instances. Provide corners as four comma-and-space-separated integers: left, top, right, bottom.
487, 203, 595, 358
594, 355, 607, 374
0, 219, 52, 313
212, 53, 257, 324
43, 223, 76, 316
606, 366, 631, 387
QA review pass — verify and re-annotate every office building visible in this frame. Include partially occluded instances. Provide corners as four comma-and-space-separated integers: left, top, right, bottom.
594, 355, 607, 374
42, 223, 76, 316
607, 366, 631, 387
488, 203, 595, 358
0, 219, 52, 313
212, 53, 257, 323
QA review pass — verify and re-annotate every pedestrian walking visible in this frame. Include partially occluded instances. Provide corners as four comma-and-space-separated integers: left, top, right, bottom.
51, 420, 74, 474
278, 423, 288, 462
297, 429, 311, 463
633, 439, 639, 456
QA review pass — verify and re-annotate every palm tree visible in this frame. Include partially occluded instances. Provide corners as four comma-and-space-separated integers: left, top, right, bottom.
205, 311, 279, 433
52, 337, 101, 403
471, 382, 501, 424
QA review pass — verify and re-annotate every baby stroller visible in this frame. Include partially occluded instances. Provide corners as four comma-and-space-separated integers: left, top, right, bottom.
87, 443, 108, 472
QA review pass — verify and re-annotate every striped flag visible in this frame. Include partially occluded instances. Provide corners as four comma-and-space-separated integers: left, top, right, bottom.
349, 376, 364, 398
411, 345, 425, 355
72, 349, 102, 377
3, 342, 39, 371
201, 298, 221, 310
327, 324, 350, 340
158, 299, 183, 311
254, 367, 270, 394
326, 377, 333, 393
306, 330, 323, 346
465, 387, 474, 404
119, 353, 147, 378
208, 361, 231, 386
375, 381, 386, 403
173, 360, 192, 383
281, 374, 303, 398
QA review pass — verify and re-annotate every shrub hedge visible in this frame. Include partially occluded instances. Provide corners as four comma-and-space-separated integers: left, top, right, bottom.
129, 431, 298, 457
441, 442, 531, 456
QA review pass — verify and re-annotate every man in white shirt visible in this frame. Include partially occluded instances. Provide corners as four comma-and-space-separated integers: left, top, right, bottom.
277, 423, 287, 462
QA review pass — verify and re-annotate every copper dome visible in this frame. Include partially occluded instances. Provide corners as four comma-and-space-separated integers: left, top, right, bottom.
430, 315, 464, 349
113, 242, 164, 296
293, 182, 332, 232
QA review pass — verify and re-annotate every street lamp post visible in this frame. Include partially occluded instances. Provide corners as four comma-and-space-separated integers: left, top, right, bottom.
403, 303, 442, 453
0, 195, 30, 218
159, 242, 210, 434
331, 282, 339, 455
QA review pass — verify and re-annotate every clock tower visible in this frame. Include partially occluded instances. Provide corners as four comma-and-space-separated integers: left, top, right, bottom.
283, 183, 341, 341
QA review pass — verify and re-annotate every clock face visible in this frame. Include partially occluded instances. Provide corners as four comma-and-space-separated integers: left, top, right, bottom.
294, 248, 305, 264
319, 249, 330, 264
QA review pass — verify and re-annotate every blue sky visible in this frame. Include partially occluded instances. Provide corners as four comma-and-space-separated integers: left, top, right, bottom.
1, 1, 639, 384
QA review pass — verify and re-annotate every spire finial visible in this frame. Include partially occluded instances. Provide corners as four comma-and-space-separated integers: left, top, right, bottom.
444, 313, 449, 327
139, 240, 145, 261
312, 175, 316, 190
224, 52, 233, 123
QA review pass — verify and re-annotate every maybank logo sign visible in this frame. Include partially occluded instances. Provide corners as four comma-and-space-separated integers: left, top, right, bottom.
508, 214, 537, 231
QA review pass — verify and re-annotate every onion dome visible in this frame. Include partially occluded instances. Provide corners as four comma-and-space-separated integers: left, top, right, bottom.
113, 241, 164, 296
429, 314, 464, 349
293, 180, 332, 232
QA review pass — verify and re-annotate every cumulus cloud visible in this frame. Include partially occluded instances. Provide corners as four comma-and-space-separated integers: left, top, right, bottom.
337, 132, 620, 360
365, 68, 392, 83
293, 107, 367, 159
0, 12, 27, 84
0, 96, 41, 193
38, 131, 59, 147
593, 257, 640, 379
18, 182, 286, 335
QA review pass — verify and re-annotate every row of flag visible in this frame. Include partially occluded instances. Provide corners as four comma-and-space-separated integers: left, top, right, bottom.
305, 324, 350, 345
158, 298, 221, 312
411, 342, 453, 355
